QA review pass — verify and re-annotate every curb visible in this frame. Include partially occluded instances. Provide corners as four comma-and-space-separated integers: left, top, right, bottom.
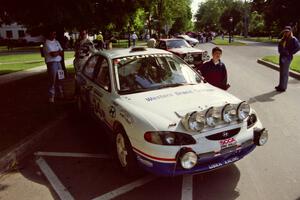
257, 59, 300, 80
0, 113, 68, 175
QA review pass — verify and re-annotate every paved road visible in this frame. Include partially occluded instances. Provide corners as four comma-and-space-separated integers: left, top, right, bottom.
1, 42, 300, 200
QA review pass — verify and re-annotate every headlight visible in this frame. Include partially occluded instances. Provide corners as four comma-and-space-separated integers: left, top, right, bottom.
188, 112, 205, 131
182, 111, 205, 132
222, 104, 237, 123
144, 131, 196, 145
205, 107, 220, 127
179, 150, 197, 169
237, 101, 250, 120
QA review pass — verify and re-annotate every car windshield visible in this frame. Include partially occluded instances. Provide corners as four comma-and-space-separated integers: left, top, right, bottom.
166, 40, 191, 48
114, 54, 201, 94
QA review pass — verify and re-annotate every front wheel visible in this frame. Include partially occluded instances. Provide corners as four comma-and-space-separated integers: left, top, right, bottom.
115, 129, 139, 175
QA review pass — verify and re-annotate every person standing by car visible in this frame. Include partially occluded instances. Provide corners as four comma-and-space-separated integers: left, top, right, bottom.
199, 46, 230, 90
74, 29, 95, 71
275, 26, 300, 92
95, 31, 104, 50
43, 30, 64, 103
147, 34, 157, 48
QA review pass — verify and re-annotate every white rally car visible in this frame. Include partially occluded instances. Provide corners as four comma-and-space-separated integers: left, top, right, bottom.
75, 47, 268, 176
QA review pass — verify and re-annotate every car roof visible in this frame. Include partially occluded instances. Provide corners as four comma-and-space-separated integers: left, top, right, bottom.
94, 47, 172, 59
159, 38, 185, 42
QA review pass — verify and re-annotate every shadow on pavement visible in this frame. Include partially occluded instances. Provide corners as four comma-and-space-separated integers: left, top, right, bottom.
248, 90, 281, 104
193, 164, 240, 200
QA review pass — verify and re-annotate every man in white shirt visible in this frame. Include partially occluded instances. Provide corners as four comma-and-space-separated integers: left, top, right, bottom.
131, 32, 138, 47
44, 30, 64, 103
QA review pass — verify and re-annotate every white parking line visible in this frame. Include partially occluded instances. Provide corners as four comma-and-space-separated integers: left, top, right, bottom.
181, 174, 193, 200
36, 157, 75, 200
35, 152, 111, 159
91, 175, 157, 200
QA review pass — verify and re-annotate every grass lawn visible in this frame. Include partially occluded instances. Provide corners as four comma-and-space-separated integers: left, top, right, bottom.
0, 51, 74, 75
235, 36, 279, 44
262, 55, 300, 73
212, 37, 246, 46
0, 45, 40, 52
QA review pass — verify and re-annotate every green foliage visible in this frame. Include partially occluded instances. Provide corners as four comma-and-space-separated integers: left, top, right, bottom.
194, 0, 225, 31
248, 11, 265, 35
262, 55, 300, 73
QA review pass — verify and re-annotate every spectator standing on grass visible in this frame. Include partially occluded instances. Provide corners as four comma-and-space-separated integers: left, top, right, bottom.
199, 47, 230, 90
43, 30, 64, 103
74, 29, 95, 71
275, 26, 300, 92
131, 32, 138, 47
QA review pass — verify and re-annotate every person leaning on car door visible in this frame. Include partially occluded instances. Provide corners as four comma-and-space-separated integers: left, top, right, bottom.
74, 29, 96, 71
199, 46, 230, 90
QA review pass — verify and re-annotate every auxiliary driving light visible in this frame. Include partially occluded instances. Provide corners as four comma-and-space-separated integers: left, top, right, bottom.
178, 149, 198, 169
254, 128, 268, 146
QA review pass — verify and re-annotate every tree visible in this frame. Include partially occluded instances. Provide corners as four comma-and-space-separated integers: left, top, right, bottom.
263, 0, 300, 38
194, 0, 225, 31
248, 11, 265, 36
219, 2, 243, 34
169, 2, 193, 35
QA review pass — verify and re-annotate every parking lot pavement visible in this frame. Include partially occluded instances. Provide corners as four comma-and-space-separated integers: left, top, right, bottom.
1, 112, 241, 200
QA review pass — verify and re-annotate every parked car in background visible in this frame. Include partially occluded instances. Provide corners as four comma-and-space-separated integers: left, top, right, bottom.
75, 46, 268, 176
176, 35, 199, 46
157, 38, 209, 70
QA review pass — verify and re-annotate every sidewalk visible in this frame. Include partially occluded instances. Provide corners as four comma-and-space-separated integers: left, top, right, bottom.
0, 58, 74, 85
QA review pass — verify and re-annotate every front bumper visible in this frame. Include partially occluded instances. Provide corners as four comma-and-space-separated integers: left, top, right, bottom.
135, 140, 256, 176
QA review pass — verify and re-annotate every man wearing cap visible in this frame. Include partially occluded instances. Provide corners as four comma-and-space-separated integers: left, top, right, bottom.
276, 26, 300, 92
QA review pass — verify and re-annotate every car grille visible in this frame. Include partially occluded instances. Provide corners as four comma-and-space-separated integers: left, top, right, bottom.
205, 128, 241, 140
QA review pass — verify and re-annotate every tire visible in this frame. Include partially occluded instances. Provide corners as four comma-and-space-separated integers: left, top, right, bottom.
115, 128, 139, 176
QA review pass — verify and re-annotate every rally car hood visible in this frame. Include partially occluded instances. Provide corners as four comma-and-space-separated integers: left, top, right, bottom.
117, 83, 241, 127
168, 47, 204, 55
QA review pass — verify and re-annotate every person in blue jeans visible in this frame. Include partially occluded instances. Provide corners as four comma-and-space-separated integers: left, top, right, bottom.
276, 26, 300, 92
44, 30, 64, 103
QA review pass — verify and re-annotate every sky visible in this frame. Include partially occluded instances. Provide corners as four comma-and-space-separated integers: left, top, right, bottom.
191, 0, 205, 16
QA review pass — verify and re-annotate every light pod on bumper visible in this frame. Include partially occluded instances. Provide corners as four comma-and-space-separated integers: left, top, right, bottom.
254, 128, 268, 146
177, 148, 198, 169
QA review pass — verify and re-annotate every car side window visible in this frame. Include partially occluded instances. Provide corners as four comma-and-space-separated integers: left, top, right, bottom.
95, 58, 111, 91
83, 55, 99, 79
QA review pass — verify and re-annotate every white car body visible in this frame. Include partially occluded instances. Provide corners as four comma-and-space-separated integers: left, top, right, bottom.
75, 47, 268, 176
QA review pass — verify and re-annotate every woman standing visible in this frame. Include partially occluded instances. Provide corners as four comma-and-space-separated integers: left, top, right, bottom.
276, 26, 300, 92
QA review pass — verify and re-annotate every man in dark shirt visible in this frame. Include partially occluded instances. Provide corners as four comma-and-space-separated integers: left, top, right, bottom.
200, 47, 230, 90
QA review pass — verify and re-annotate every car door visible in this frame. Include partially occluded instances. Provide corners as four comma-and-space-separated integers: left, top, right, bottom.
79, 55, 100, 109
91, 56, 114, 127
